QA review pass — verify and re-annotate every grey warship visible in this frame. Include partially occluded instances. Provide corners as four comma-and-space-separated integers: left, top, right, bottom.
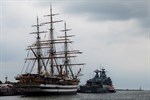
78, 68, 116, 93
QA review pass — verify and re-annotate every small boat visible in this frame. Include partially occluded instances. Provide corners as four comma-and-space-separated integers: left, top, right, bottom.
77, 68, 116, 93
0, 78, 20, 96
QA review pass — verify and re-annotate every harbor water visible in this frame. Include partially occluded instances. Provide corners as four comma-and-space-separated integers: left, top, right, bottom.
0, 90, 150, 100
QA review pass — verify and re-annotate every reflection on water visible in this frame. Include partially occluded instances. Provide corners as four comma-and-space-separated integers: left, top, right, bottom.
0, 91, 150, 100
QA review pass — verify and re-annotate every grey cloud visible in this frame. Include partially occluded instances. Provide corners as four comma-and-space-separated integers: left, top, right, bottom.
34, 0, 149, 27
62, 0, 149, 27
60, 0, 150, 37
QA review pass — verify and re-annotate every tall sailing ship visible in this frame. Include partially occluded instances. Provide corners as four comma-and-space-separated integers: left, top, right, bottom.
15, 6, 84, 95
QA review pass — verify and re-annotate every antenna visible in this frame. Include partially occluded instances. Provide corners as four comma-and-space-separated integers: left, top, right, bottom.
100, 64, 102, 71
5, 75, 8, 83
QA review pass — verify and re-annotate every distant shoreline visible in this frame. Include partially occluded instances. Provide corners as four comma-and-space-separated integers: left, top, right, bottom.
116, 89, 144, 91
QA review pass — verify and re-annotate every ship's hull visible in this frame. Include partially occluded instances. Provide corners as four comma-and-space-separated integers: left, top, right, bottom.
77, 85, 116, 93
21, 84, 78, 96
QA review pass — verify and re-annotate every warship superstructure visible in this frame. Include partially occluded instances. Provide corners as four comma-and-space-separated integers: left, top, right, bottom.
78, 68, 115, 93
15, 6, 84, 95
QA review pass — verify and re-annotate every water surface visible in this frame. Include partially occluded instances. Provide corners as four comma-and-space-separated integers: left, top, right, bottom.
0, 90, 150, 100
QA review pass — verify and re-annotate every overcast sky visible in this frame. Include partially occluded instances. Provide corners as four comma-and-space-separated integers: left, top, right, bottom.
0, 0, 150, 90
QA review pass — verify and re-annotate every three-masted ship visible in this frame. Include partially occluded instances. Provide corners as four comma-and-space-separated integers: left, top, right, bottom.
15, 6, 84, 95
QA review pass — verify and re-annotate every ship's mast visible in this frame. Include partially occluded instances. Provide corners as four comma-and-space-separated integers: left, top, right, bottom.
62, 22, 71, 77
36, 16, 42, 74
43, 5, 62, 77
60, 22, 85, 79
29, 16, 47, 75
49, 5, 54, 76
64, 22, 69, 76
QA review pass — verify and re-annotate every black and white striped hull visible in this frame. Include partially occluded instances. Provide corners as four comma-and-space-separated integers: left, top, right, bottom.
22, 84, 78, 95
